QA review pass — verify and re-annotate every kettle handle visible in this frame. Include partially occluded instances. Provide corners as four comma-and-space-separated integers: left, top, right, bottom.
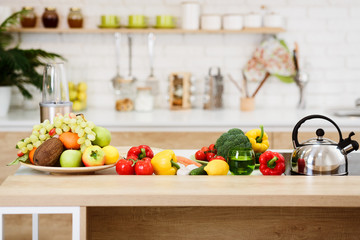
292, 114, 344, 148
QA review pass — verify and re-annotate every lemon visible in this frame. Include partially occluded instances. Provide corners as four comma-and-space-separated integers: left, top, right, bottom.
72, 101, 82, 112
204, 160, 229, 175
68, 82, 75, 91
78, 92, 87, 101
69, 90, 78, 101
78, 82, 87, 92
102, 145, 120, 165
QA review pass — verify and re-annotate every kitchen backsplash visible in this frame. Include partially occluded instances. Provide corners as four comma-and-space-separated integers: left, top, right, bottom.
3, 0, 360, 110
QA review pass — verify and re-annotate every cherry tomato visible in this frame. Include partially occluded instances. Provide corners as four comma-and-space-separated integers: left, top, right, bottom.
116, 158, 135, 175
208, 144, 217, 154
195, 150, 206, 160
49, 128, 56, 136
127, 154, 139, 161
209, 155, 226, 162
201, 146, 209, 153
17, 151, 24, 157
134, 157, 153, 175
206, 152, 216, 161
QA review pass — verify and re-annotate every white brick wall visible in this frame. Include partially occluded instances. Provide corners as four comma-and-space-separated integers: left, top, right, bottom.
3, 0, 360, 110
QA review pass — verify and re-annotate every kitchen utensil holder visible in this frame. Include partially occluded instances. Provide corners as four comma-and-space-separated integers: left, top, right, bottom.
240, 97, 255, 111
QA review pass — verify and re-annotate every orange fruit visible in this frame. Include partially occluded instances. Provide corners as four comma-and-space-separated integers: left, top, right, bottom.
29, 147, 37, 164
59, 132, 80, 150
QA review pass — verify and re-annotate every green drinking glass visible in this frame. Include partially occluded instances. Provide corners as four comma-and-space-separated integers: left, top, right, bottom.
227, 148, 255, 175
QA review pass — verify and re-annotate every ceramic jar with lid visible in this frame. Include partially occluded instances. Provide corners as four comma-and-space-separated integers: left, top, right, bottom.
181, 1, 200, 30
20, 6, 37, 28
223, 14, 243, 30
67, 7, 83, 28
135, 87, 154, 112
244, 12, 262, 28
42, 7, 59, 28
201, 14, 221, 30
263, 13, 283, 28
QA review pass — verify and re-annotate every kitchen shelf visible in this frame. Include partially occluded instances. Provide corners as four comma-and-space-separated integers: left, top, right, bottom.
8, 27, 285, 34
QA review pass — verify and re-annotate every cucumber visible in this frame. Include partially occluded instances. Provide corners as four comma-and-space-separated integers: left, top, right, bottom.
189, 165, 207, 175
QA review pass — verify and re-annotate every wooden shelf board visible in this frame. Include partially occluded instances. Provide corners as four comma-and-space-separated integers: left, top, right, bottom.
8, 27, 285, 34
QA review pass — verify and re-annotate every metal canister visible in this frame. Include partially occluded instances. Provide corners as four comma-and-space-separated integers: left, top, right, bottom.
203, 66, 223, 109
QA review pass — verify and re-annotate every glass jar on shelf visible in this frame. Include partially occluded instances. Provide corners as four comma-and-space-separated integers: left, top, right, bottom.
20, 6, 37, 28
135, 87, 154, 112
67, 7, 83, 28
42, 7, 59, 28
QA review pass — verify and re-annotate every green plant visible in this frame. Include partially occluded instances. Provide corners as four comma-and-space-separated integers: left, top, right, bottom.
0, 10, 64, 98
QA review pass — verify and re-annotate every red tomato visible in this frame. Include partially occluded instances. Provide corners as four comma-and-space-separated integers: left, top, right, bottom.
209, 155, 226, 162
49, 128, 56, 136
116, 158, 135, 175
17, 151, 24, 157
134, 157, 153, 175
206, 152, 216, 161
208, 144, 217, 154
195, 150, 206, 160
201, 146, 209, 153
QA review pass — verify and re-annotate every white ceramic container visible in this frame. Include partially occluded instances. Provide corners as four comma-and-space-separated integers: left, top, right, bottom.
201, 14, 222, 30
181, 1, 200, 30
223, 14, 243, 30
263, 13, 283, 28
244, 13, 262, 28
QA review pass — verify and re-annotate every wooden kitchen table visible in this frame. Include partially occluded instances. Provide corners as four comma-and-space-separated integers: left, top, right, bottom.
1, 151, 360, 239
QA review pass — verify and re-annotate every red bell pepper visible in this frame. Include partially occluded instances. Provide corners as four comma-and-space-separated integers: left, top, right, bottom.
259, 151, 285, 175
127, 145, 154, 160
116, 158, 136, 175
134, 157, 154, 175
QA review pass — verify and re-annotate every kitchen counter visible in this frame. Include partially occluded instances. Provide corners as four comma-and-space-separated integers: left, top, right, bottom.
2, 160, 360, 239
1, 107, 359, 132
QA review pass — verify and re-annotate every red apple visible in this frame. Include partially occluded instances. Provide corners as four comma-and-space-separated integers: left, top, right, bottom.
82, 145, 105, 167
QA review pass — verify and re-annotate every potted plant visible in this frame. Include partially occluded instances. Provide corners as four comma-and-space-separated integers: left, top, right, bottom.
0, 10, 64, 116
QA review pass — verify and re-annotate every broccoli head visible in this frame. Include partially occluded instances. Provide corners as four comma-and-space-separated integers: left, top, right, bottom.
215, 128, 251, 158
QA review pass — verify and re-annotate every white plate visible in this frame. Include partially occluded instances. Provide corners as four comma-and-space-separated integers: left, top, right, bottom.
20, 162, 116, 174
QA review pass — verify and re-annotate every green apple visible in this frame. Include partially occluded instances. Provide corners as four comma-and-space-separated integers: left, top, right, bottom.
60, 150, 82, 167
92, 126, 111, 147
82, 145, 105, 167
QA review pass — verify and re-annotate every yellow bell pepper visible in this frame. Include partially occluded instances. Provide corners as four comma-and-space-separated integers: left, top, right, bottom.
245, 125, 269, 153
151, 150, 179, 175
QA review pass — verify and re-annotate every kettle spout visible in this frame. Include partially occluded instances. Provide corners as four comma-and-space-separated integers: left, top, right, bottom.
339, 132, 359, 154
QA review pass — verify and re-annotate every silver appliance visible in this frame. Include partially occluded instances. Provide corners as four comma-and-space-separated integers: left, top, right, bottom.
40, 62, 72, 123
287, 114, 359, 176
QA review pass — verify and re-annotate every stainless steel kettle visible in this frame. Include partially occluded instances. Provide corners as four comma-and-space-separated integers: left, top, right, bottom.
287, 114, 359, 176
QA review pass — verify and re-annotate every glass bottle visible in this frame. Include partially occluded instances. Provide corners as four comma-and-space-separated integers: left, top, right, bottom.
20, 7, 37, 28
67, 7, 83, 28
42, 7, 59, 28
227, 147, 255, 175
135, 87, 154, 112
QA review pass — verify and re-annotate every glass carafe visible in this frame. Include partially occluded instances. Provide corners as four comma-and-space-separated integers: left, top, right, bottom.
39, 62, 72, 123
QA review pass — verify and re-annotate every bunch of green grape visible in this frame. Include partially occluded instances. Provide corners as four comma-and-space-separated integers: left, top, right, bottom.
17, 113, 96, 154
53, 113, 96, 152
17, 119, 54, 154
